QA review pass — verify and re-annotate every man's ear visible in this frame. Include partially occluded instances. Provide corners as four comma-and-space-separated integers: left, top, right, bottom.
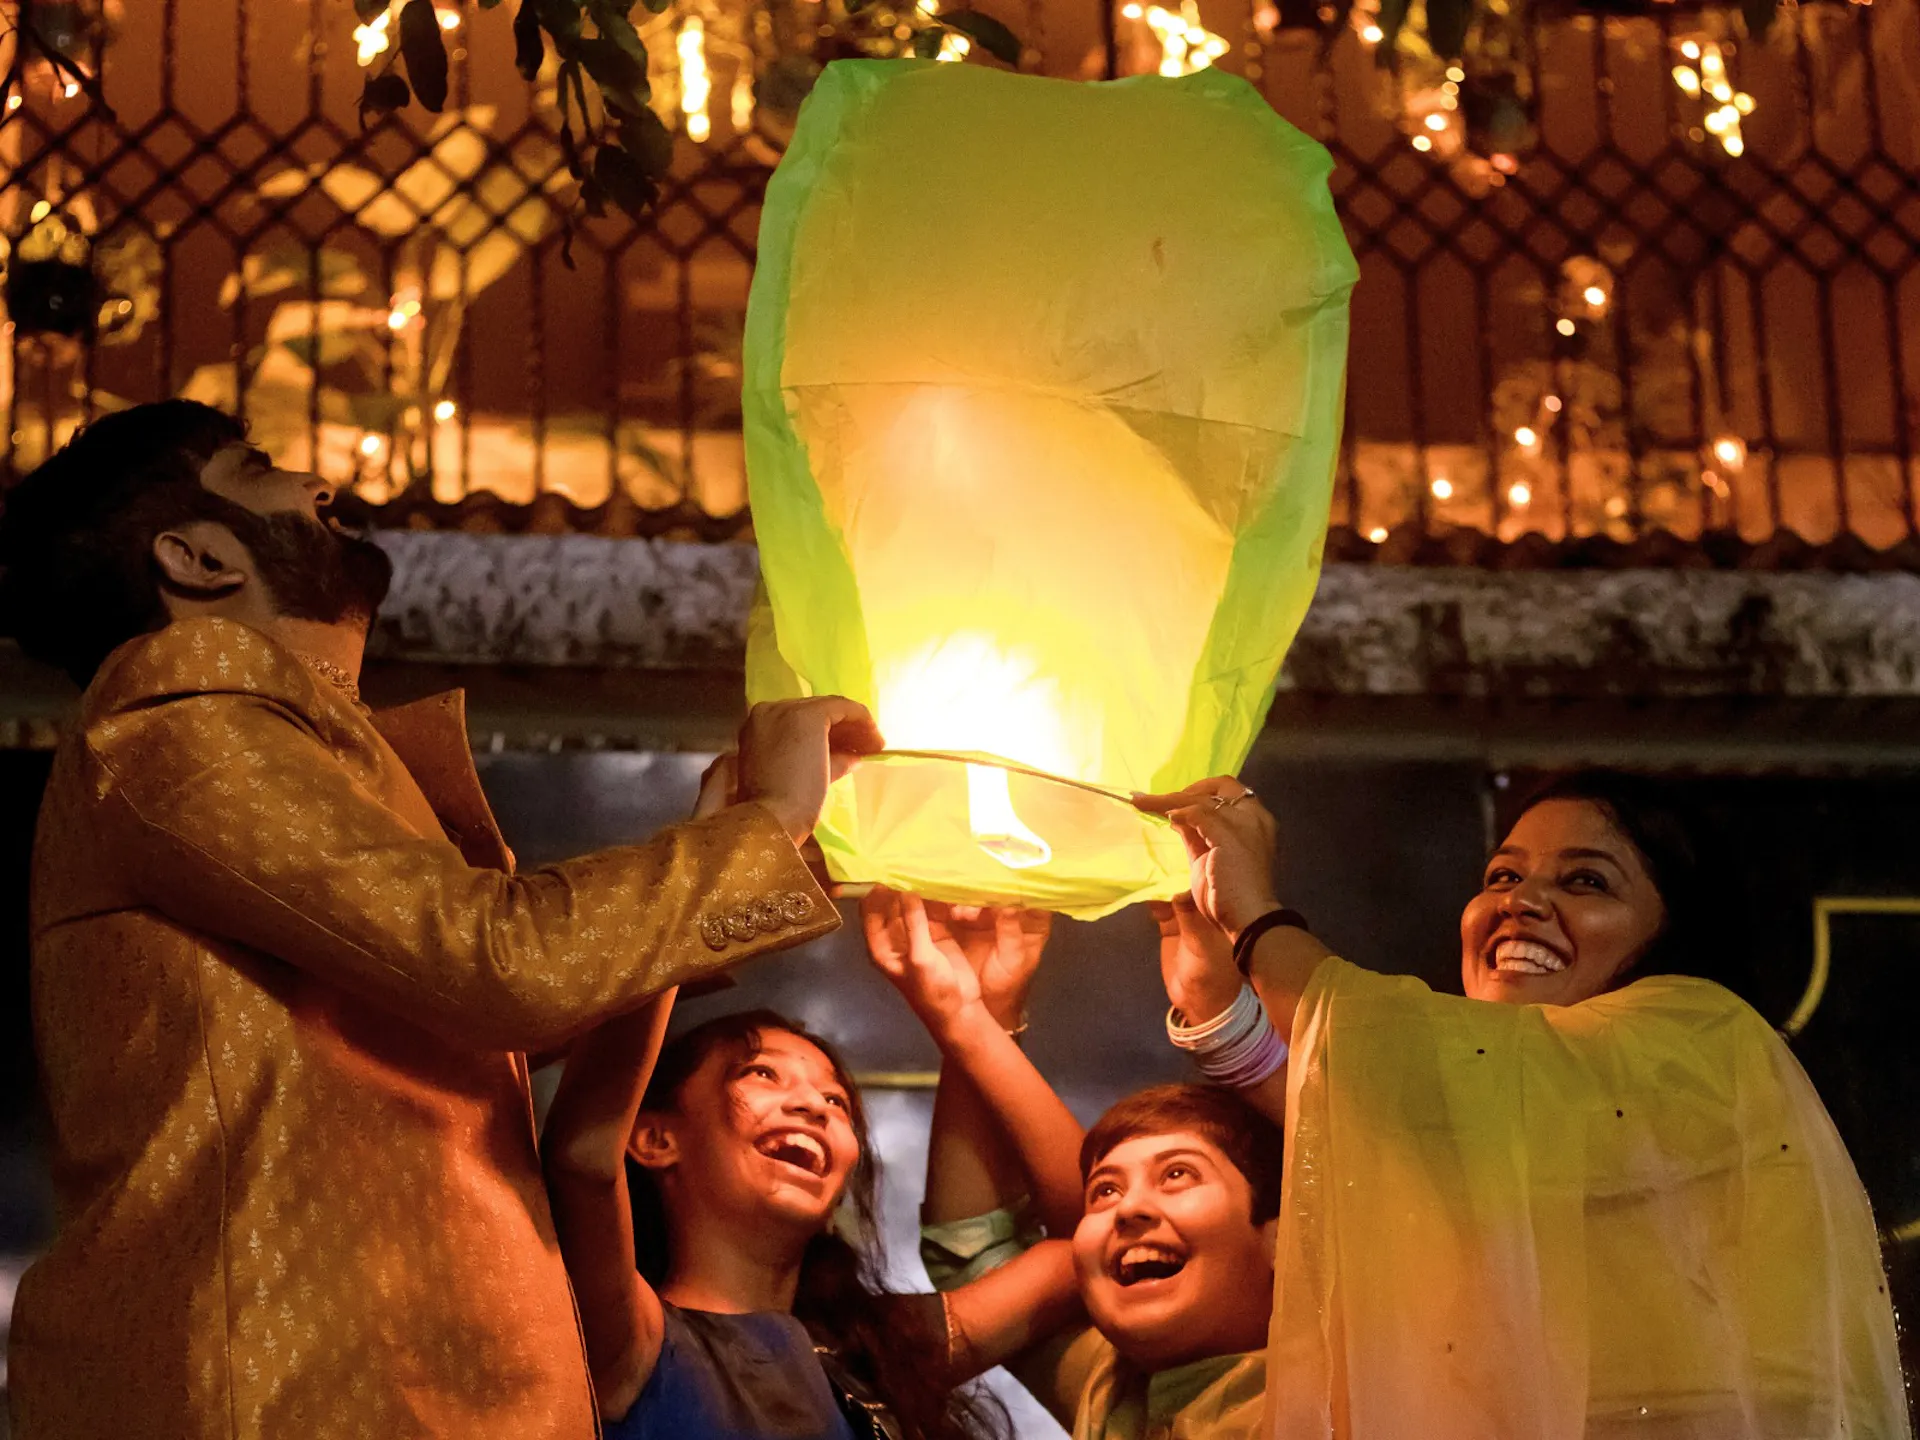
629, 1114, 680, 1172
152, 521, 249, 599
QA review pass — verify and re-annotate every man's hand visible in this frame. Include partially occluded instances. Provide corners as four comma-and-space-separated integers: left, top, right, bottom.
1151, 897, 1240, 1026
690, 752, 738, 821
736, 697, 884, 845
1133, 778, 1282, 941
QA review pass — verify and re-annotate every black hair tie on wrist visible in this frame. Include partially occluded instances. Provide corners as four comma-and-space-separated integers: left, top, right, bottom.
1232, 907, 1312, 977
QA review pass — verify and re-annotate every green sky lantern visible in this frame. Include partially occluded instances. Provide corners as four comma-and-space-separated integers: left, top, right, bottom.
745, 59, 1358, 919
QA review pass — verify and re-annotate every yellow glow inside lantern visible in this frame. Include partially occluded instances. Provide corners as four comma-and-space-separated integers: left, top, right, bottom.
745, 61, 1356, 916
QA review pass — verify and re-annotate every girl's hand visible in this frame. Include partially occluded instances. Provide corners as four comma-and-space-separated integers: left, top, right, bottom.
862, 888, 987, 1040
937, 904, 1052, 1030
1151, 897, 1240, 1026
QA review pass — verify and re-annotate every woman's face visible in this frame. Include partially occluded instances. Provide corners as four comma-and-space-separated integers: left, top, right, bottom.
1070, 1130, 1275, 1369
1459, 798, 1667, 1006
642, 1030, 863, 1235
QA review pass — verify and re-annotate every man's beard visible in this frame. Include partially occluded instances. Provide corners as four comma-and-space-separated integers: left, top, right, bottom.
223, 508, 393, 627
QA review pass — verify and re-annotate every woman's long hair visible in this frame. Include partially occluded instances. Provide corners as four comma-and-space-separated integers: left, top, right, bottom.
1514, 769, 1750, 995
627, 1009, 1007, 1440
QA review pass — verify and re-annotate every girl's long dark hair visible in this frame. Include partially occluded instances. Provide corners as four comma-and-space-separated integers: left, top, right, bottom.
628, 1009, 1007, 1440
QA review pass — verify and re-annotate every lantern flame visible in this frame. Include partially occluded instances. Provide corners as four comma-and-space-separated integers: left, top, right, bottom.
966, 764, 1052, 869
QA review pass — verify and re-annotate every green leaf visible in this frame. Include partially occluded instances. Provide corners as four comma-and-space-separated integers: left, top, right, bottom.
592, 144, 659, 220
938, 9, 1022, 65
358, 72, 412, 126
399, 0, 451, 111
912, 26, 943, 58
512, 0, 546, 79
533, 0, 586, 40
1424, 0, 1470, 59
1742, 0, 1777, 39
616, 106, 676, 179
587, 0, 648, 53
577, 35, 651, 113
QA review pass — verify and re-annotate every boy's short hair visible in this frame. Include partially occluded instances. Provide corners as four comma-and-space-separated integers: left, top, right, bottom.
1079, 1083, 1285, 1225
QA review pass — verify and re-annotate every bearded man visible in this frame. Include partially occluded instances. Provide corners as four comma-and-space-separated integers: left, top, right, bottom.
0, 400, 880, 1439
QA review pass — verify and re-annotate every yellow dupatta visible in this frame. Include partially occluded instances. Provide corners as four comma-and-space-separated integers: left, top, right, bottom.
1267, 958, 1910, 1440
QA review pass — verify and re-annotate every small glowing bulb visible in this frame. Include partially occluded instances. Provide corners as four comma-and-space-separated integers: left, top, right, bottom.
1122, 2, 1143, 15
1445, 64, 1464, 80
29, 199, 51, 222
1556, 317, 1577, 337
1712, 435, 1747, 469
1680, 39, 1701, 59
1368, 526, 1389, 543
1424, 112, 1447, 131
354, 8, 394, 66
1514, 426, 1538, 448
1411, 134, 1433, 152
62, 81, 79, 98
679, 17, 712, 141
1734, 92, 1755, 114
433, 399, 457, 422
438, 7, 460, 28
1508, 482, 1533, 507
1708, 81, 1733, 103
5, 94, 19, 111
1583, 285, 1607, 307
1722, 133, 1745, 157
731, 66, 754, 131
1431, 477, 1455, 501
1543, 394, 1563, 413
359, 434, 383, 457
1672, 66, 1701, 96
1361, 22, 1383, 42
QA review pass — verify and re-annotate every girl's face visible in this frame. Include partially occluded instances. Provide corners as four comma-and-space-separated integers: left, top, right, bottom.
1459, 798, 1668, 1007
638, 1031, 863, 1235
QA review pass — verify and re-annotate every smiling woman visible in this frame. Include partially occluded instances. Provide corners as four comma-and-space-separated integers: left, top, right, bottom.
1143, 767, 1912, 1440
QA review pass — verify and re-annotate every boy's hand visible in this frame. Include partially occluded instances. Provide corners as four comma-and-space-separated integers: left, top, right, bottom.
1151, 897, 1240, 1026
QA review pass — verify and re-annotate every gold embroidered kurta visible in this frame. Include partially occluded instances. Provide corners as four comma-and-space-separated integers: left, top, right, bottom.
8, 616, 837, 1440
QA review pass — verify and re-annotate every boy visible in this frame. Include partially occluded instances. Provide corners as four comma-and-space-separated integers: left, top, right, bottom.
862, 890, 1284, 1439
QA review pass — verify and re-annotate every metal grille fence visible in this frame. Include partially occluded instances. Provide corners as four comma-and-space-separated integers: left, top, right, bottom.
1, 0, 1916, 555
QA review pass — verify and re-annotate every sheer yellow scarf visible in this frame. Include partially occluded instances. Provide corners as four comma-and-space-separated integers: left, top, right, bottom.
1266, 958, 1909, 1440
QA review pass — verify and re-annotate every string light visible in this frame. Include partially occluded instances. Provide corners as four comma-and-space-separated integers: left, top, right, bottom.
936, 31, 971, 60
1411, 135, 1433, 152
5, 94, 19, 111
1543, 394, 1562, 413
1508, 482, 1532, 506
731, 63, 754, 131
1142, 2, 1230, 77
433, 399, 458, 422
1360, 21, 1384, 42
1680, 39, 1701, 59
359, 434, 383, 457
1555, 317, 1576, 336
1514, 426, 1538, 449
1423, 112, 1447, 132
1671, 38, 1752, 158
62, 81, 79, 98
1711, 435, 1747, 470
1430, 477, 1454, 500
386, 289, 422, 330
1368, 526, 1389, 543
1582, 285, 1607, 308
29, 200, 51, 223
354, 5, 396, 66
679, 16, 711, 142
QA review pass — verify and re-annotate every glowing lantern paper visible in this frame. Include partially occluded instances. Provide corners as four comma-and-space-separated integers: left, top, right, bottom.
744, 60, 1357, 918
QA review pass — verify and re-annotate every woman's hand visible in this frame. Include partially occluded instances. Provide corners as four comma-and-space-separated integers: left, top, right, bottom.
1134, 778, 1283, 941
1152, 896, 1241, 1026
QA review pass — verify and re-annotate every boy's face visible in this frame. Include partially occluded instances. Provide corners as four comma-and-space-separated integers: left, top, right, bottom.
1072, 1129, 1276, 1370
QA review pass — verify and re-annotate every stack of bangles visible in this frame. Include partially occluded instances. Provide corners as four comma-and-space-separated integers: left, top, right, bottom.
1165, 984, 1287, 1089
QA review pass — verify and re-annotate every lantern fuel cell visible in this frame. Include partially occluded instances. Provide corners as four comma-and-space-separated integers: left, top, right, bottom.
744, 59, 1358, 918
